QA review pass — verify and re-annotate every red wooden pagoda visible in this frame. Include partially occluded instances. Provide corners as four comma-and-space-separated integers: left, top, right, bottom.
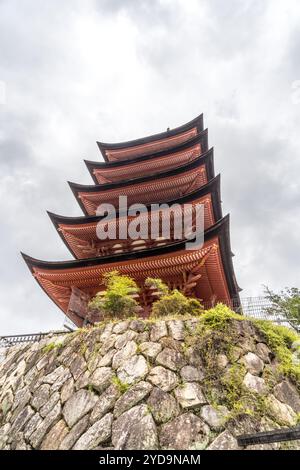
22, 114, 241, 327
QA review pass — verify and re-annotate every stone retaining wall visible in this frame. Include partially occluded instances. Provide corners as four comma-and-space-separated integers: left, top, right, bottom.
0, 317, 299, 450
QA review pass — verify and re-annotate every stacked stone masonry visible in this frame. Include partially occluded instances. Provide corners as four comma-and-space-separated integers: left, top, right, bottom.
0, 317, 300, 450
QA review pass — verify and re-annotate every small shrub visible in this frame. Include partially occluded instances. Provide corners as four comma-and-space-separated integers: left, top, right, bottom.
88, 271, 140, 320
199, 303, 243, 331
151, 289, 203, 317
145, 277, 169, 296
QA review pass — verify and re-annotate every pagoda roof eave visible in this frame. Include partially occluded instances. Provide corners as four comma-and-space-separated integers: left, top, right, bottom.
48, 175, 222, 259
88, 129, 208, 173
97, 114, 204, 161
22, 214, 241, 304
22, 215, 227, 271
69, 149, 215, 215
49, 174, 221, 227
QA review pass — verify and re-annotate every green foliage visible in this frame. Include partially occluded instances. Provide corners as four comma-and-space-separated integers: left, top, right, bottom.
192, 303, 300, 386
88, 271, 140, 320
79, 342, 88, 356
255, 319, 300, 385
103, 271, 139, 295
111, 376, 130, 394
198, 303, 243, 331
220, 364, 246, 408
151, 289, 203, 317
42, 341, 63, 353
183, 303, 298, 423
89, 273, 205, 320
220, 363, 269, 419
145, 277, 169, 296
263, 285, 300, 327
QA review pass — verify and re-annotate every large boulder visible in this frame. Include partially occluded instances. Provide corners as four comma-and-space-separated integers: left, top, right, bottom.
147, 366, 178, 392
117, 355, 148, 384
147, 387, 180, 424
174, 382, 207, 409
62, 390, 98, 427
160, 413, 209, 450
273, 381, 300, 413
112, 405, 158, 450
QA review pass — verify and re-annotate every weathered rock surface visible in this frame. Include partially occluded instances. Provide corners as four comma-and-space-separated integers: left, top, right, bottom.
1, 317, 299, 451
208, 430, 240, 450
90, 367, 114, 393
114, 381, 152, 417
40, 419, 68, 450
40, 391, 60, 418
63, 390, 98, 427
180, 365, 204, 382
167, 320, 185, 341
240, 352, 264, 375
113, 321, 129, 334
147, 366, 178, 391
200, 405, 229, 431
117, 355, 148, 384
31, 384, 50, 411
59, 415, 89, 450
216, 354, 229, 369
73, 413, 113, 450
60, 378, 74, 404
29, 402, 61, 448
115, 330, 137, 349
174, 382, 207, 409
112, 405, 158, 450
150, 321, 168, 342
139, 342, 162, 359
90, 385, 120, 424
112, 341, 137, 369
243, 372, 267, 395
256, 343, 272, 363
160, 413, 209, 450
156, 348, 186, 371
266, 395, 298, 426
147, 387, 180, 423
42, 365, 70, 389
273, 381, 300, 413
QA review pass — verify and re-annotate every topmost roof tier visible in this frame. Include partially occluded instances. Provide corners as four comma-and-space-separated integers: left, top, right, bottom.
97, 114, 204, 162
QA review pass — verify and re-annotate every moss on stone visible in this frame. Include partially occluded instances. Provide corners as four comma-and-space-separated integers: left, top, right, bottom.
111, 376, 131, 394
42, 341, 63, 354
254, 320, 300, 386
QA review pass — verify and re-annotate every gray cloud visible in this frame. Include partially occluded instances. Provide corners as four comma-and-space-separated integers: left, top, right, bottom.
0, 0, 299, 334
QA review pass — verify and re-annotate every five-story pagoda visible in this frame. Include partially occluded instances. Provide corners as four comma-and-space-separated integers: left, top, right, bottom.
22, 114, 241, 327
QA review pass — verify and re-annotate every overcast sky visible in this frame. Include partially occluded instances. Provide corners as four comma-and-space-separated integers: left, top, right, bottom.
0, 0, 299, 335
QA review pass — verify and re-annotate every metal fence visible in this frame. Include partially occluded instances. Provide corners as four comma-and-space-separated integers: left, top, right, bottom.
240, 296, 299, 330
0, 296, 299, 348
0, 330, 69, 349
